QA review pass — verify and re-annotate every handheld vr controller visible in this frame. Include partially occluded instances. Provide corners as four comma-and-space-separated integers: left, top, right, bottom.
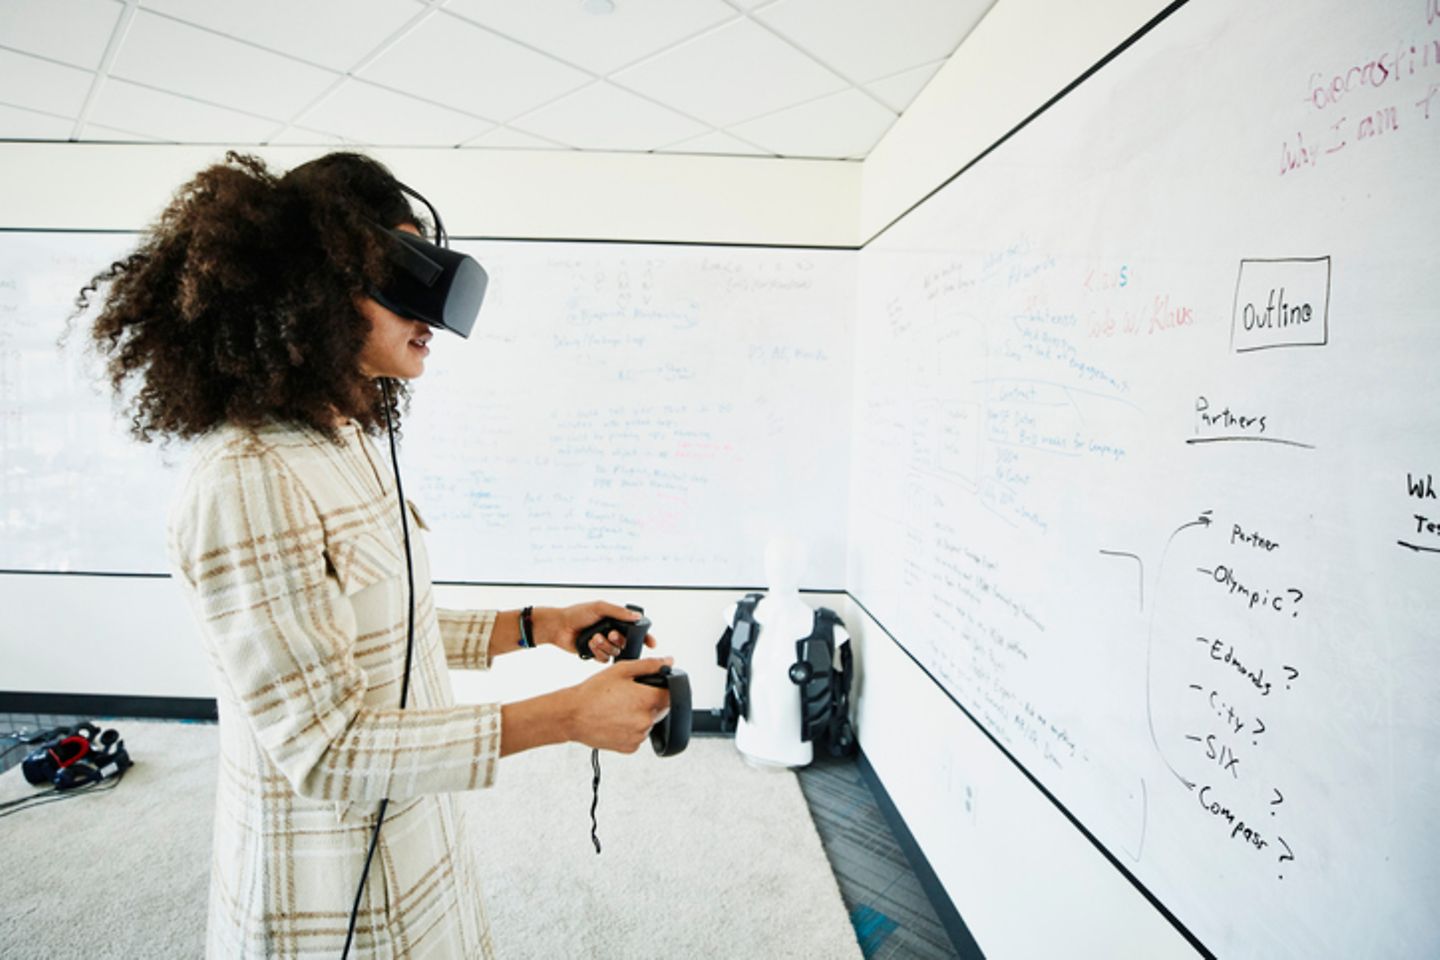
633, 665, 691, 758
575, 603, 652, 660
577, 604, 690, 757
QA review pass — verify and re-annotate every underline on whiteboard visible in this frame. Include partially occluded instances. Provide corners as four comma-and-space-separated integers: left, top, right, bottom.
1185, 436, 1315, 450
1396, 540, 1440, 555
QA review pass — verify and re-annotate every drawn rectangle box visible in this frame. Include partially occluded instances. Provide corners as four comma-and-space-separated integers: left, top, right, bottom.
1230, 257, 1330, 353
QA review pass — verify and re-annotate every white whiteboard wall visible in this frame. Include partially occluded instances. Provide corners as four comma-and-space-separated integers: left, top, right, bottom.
405, 241, 853, 587
848, 0, 1440, 957
0, 233, 853, 588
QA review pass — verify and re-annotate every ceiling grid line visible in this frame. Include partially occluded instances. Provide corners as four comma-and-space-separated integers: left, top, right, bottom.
737, 7, 900, 123
0, 0, 994, 158
275, 1, 498, 146
86, 76, 289, 132
0, 42, 97, 77
439, 6, 761, 153
131, 6, 346, 79
0, 100, 74, 126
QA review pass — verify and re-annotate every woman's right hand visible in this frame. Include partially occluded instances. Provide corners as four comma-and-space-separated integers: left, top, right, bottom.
567, 658, 673, 753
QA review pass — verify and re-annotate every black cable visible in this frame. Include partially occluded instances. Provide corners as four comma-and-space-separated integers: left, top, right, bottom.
341, 377, 417, 960
382, 378, 418, 714
0, 766, 125, 819
590, 748, 603, 855
342, 797, 389, 955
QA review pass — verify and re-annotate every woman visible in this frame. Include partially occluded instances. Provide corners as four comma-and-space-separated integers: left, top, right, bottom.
77, 151, 671, 958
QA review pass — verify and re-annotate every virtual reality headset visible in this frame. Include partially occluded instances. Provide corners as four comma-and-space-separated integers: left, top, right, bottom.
370, 228, 488, 339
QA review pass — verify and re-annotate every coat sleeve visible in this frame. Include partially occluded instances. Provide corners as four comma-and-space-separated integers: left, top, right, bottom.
170, 444, 501, 803
437, 609, 497, 670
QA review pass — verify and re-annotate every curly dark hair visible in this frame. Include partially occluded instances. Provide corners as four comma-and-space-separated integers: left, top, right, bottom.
73, 151, 430, 442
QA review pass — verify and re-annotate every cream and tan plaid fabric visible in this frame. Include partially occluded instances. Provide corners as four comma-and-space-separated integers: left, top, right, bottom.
169, 421, 501, 959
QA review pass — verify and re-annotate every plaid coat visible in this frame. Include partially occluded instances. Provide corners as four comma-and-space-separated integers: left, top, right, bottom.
169, 421, 501, 959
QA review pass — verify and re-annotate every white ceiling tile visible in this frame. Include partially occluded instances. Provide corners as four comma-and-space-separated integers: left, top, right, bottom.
866, 59, 945, 113
509, 81, 708, 152
85, 78, 282, 143
359, 11, 590, 123
297, 79, 493, 147
464, 126, 566, 150
0, 102, 75, 140
755, 0, 992, 84
442, 0, 736, 76
0, 49, 95, 118
110, 11, 339, 121
0, 0, 972, 152
729, 87, 894, 159
0, 0, 122, 70
656, 129, 771, 157
611, 18, 847, 128
138, 0, 421, 72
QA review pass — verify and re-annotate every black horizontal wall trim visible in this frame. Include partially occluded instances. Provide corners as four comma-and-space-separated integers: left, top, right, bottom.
0, 568, 172, 579
0, 569, 846, 594
0, 692, 733, 734
452, 235, 858, 251
0, 225, 140, 234
0, 224, 856, 251
0, 691, 217, 721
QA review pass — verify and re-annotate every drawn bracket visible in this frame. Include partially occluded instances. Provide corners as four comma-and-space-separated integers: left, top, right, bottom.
1099, 549, 1145, 612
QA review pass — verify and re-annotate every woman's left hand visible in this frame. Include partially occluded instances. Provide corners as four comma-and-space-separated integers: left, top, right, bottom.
539, 602, 658, 662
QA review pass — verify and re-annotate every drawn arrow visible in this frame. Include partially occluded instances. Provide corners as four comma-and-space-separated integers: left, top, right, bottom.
1167, 510, 1214, 547
1171, 770, 1196, 791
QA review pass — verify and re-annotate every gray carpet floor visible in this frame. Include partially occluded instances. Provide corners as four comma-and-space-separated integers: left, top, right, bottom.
796, 754, 960, 960
0, 720, 862, 960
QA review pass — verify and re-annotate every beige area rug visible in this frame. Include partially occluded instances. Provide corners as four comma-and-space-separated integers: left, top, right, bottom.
0, 720, 861, 959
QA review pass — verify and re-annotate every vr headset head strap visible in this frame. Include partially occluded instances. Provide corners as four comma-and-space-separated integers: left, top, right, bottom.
396, 181, 447, 249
